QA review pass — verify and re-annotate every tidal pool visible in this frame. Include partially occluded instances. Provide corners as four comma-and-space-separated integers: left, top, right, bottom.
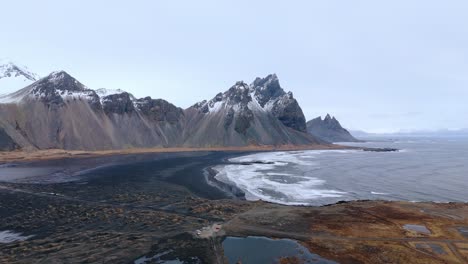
403, 224, 431, 234
222, 236, 337, 264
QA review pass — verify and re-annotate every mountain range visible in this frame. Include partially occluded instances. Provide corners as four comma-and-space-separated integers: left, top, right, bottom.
350, 128, 468, 138
0, 62, 328, 151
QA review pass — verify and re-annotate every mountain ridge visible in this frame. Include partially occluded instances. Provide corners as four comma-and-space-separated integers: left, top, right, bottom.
0, 65, 321, 150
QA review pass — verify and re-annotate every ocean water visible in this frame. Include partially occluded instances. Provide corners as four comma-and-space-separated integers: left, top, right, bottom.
214, 137, 468, 205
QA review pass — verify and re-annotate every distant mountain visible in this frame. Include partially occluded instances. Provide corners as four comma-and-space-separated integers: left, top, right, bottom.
351, 129, 468, 138
306, 114, 359, 143
348, 130, 371, 138
0, 70, 321, 151
0, 60, 39, 96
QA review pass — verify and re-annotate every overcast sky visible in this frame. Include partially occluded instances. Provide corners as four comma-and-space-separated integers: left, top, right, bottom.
2, 0, 468, 133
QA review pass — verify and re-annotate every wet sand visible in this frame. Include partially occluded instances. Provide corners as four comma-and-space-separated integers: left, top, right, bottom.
0, 151, 466, 263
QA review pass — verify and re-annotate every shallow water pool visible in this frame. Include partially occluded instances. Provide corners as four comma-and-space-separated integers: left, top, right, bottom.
222, 236, 337, 264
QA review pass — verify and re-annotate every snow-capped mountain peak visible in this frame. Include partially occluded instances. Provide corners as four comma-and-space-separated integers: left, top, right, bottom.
0, 68, 139, 109
191, 74, 307, 132
0, 60, 40, 96
0, 70, 102, 107
192, 81, 254, 114
250, 73, 286, 107
0, 59, 39, 81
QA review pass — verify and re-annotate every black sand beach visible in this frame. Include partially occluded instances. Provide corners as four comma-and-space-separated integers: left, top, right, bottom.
0, 151, 254, 263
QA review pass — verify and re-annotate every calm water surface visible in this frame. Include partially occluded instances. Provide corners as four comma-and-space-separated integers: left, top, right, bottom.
223, 236, 337, 264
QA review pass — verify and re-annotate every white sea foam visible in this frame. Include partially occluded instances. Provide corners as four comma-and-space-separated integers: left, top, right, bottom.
215, 150, 352, 205
371, 191, 389, 195
0, 230, 33, 243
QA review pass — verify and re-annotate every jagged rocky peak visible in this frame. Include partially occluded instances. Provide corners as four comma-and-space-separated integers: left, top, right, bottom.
309, 114, 344, 129
101, 92, 136, 114
251, 73, 285, 107
191, 74, 307, 132
251, 74, 307, 132
322, 114, 342, 129
193, 81, 252, 114
225, 81, 252, 105
135, 97, 184, 123
95, 88, 138, 114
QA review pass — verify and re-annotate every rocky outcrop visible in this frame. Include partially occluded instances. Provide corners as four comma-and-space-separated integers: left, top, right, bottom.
136, 97, 184, 123
306, 114, 359, 143
101, 92, 136, 115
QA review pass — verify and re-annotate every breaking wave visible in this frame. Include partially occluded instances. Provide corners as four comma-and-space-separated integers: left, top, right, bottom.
214, 150, 353, 205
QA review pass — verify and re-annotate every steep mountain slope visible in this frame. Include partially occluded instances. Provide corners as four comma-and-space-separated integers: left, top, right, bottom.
0, 60, 40, 96
0, 69, 323, 151
306, 114, 359, 143
0, 71, 185, 150
184, 75, 319, 147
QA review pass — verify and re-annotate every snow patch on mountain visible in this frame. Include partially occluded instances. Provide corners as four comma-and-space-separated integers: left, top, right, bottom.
54, 90, 97, 101
96, 88, 138, 107
194, 75, 287, 115
48, 71, 69, 84
248, 91, 267, 113
96, 88, 126, 97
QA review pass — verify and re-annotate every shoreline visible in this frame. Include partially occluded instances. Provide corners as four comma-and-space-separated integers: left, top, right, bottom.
203, 166, 246, 200
0, 144, 348, 164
